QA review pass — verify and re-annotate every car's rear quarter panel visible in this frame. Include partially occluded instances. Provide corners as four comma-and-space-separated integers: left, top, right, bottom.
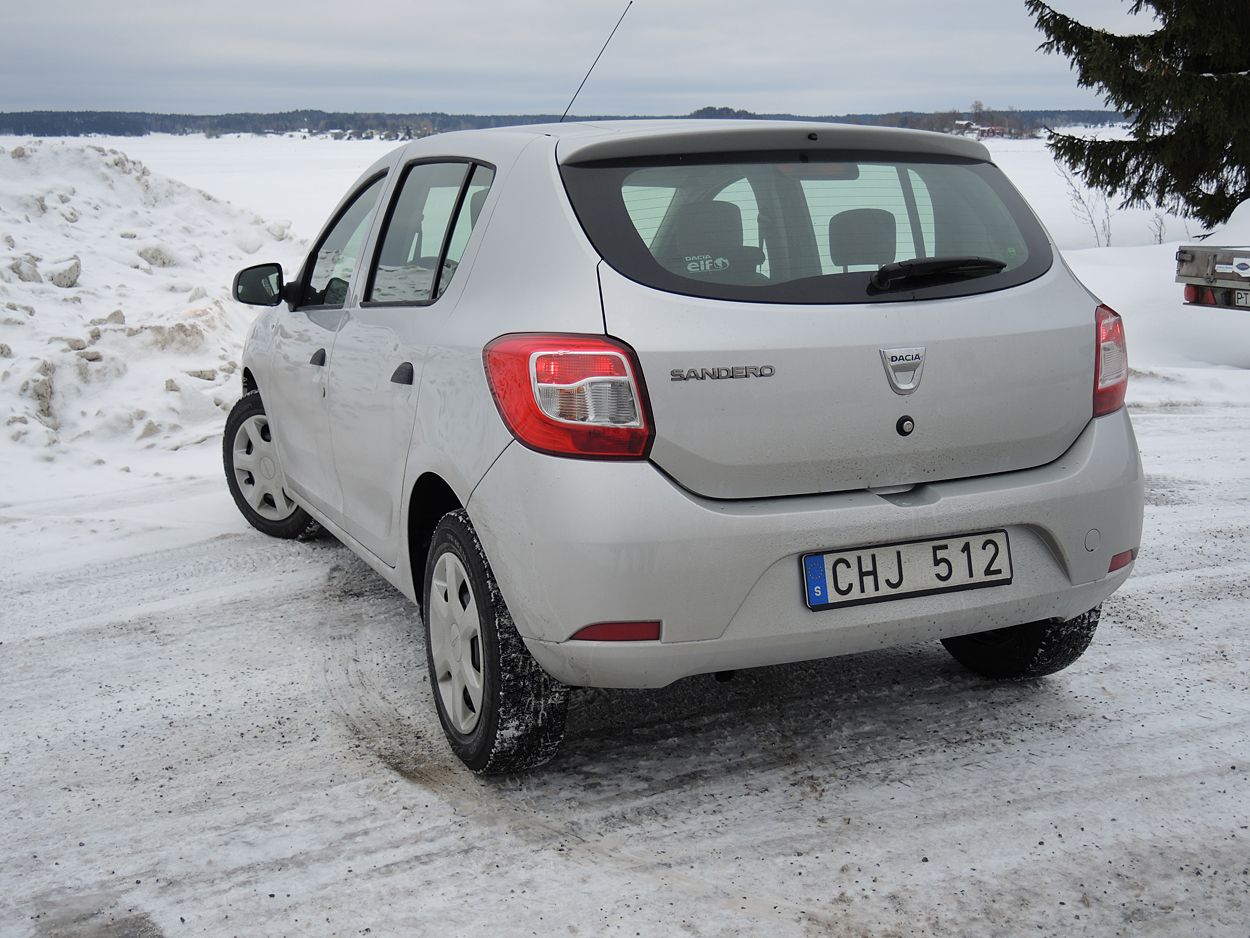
413, 134, 609, 494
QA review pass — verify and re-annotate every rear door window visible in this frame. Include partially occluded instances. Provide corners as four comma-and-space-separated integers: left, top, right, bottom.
436, 166, 495, 299
562, 153, 1050, 304
366, 161, 495, 305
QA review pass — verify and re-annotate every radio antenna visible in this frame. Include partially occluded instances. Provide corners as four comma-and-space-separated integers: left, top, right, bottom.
559, 1, 633, 123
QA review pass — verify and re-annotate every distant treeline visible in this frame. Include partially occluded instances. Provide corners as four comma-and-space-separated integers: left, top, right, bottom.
0, 107, 1125, 139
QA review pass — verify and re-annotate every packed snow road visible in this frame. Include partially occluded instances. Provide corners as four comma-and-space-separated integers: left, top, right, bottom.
2, 405, 1248, 938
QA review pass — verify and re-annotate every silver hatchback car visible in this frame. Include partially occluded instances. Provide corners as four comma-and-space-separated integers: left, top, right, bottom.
227, 120, 1144, 773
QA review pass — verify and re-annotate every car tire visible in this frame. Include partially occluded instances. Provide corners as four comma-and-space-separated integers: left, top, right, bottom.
941, 605, 1101, 679
423, 509, 568, 774
223, 391, 317, 539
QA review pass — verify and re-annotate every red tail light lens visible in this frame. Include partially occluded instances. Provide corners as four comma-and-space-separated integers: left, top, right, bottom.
1094, 305, 1128, 417
484, 334, 654, 459
569, 621, 661, 641
1183, 283, 1199, 304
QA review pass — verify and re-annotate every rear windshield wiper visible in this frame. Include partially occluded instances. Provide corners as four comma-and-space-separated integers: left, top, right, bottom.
871, 256, 1007, 291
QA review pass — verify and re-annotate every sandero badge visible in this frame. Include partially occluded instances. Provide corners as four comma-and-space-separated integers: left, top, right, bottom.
670, 365, 776, 381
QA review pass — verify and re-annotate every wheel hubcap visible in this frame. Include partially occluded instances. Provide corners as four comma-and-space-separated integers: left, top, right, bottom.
428, 551, 484, 735
231, 415, 299, 522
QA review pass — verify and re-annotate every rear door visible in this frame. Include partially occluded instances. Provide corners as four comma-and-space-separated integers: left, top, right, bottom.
569, 154, 1095, 499
327, 161, 495, 564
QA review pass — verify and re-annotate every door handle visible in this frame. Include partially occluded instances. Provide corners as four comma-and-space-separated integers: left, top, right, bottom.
390, 362, 415, 385
310, 348, 326, 366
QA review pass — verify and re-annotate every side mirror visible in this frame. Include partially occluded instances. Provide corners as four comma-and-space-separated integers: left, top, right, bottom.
233, 263, 289, 307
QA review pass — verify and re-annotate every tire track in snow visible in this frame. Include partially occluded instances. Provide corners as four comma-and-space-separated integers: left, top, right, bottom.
315, 596, 820, 930
3, 534, 338, 639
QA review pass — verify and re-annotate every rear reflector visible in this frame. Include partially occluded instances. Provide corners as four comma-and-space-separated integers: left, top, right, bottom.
1094, 305, 1128, 417
569, 621, 661, 641
484, 334, 654, 459
1109, 549, 1135, 573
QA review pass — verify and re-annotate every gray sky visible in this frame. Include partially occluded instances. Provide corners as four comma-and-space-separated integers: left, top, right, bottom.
5, 0, 1153, 116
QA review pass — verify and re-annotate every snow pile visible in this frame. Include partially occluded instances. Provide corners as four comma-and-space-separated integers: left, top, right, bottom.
0, 140, 307, 478
1205, 198, 1250, 246
93, 132, 398, 240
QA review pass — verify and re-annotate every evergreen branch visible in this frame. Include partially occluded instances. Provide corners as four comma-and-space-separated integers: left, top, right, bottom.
1025, 0, 1250, 226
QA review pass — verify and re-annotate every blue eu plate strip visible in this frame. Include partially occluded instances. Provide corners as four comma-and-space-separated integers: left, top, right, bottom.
804, 555, 828, 607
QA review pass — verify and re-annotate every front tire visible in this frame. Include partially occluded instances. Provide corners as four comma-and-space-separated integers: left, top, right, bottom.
423, 509, 568, 773
941, 605, 1101, 679
223, 391, 315, 539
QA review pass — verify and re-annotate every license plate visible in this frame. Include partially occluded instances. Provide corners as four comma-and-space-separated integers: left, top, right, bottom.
1236, 290, 1249, 308
802, 530, 1013, 610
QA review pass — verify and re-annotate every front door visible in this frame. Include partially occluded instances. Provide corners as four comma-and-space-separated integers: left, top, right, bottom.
267, 174, 387, 518
328, 160, 495, 565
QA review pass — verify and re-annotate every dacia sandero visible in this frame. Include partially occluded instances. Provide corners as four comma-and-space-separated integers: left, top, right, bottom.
226, 121, 1144, 773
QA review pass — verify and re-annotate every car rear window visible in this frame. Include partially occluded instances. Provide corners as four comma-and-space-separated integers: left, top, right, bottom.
560, 150, 1052, 304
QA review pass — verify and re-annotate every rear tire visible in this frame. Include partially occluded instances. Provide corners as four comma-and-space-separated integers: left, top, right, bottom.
423, 510, 568, 773
941, 605, 1101, 679
223, 391, 316, 539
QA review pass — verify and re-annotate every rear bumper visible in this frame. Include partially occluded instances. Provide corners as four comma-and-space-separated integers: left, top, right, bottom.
468, 408, 1144, 688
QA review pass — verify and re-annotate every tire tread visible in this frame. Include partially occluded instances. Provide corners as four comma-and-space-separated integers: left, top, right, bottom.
941, 605, 1101, 680
222, 391, 315, 540
426, 510, 568, 774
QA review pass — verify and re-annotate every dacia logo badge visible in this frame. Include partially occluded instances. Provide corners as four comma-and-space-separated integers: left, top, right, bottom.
880, 347, 926, 395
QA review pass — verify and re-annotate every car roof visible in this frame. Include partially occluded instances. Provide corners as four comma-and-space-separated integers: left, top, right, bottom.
388, 119, 992, 168
546, 119, 991, 164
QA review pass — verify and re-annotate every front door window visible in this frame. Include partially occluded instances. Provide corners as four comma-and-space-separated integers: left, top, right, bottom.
302, 175, 387, 307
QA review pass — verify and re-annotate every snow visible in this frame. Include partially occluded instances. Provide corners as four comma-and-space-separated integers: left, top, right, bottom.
95, 133, 398, 242
0, 137, 313, 500
1206, 198, 1250, 247
2, 132, 1250, 936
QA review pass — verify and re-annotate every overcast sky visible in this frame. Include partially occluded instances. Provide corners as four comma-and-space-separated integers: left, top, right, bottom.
5, 0, 1155, 116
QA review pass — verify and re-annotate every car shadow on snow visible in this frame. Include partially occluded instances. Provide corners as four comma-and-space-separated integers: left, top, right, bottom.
309, 539, 1098, 802
541, 644, 1091, 788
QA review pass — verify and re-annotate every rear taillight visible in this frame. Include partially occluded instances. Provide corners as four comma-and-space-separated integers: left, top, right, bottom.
484, 334, 654, 459
1184, 285, 1227, 306
1093, 305, 1128, 417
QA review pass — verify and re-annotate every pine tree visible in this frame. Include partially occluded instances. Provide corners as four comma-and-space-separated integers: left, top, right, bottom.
1026, 0, 1249, 227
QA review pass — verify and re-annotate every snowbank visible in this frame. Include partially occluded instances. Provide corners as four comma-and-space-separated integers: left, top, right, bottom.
1204, 198, 1250, 246
0, 140, 307, 484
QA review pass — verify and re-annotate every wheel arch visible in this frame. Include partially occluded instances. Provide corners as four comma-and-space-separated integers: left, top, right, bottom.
407, 471, 464, 604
